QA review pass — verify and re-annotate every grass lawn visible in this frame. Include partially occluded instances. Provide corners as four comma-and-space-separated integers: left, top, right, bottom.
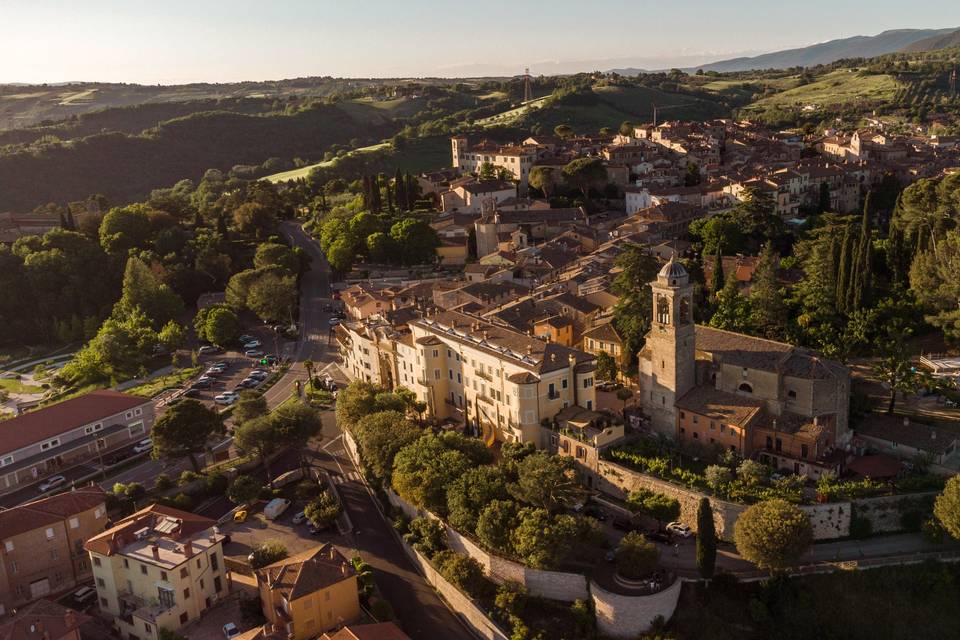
0, 378, 44, 394
126, 367, 201, 398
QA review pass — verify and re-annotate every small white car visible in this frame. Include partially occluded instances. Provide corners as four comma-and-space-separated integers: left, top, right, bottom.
244, 349, 264, 358
243, 339, 262, 349
39, 475, 67, 492
222, 623, 241, 640
198, 345, 220, 355
133, 439, 153, 454
327, 317, 341, 326
214, 392, 239, 405
291, 510, 307, 524
666, 521, 693, 538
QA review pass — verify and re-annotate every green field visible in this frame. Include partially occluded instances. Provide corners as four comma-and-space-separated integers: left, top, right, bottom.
264, 142, 392, 183
126, 367, 201, 398
743, 69, 900, 113
0, 378, 43, 394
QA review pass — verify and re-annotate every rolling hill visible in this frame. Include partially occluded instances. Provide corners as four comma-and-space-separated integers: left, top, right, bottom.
900, 29, 960, 53
693, 28, 958, 72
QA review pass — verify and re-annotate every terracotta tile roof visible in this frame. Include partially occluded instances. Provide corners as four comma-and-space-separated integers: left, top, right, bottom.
0, 390, 148, 456
0, 487, 106, 542
676, 386, 764, 428
321, 623, 411, 640
583, 322, 622, 344
84, 503, 216, 556
694, 326, 845, 378
854, 414, 958, 456
257, 544, 355, 601
0, 599, 91, 640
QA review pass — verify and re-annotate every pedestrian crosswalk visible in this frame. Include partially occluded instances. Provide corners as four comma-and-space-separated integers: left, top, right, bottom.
331, 471, 362, 485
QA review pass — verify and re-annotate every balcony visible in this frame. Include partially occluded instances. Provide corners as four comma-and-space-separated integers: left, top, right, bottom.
475, 369, 493, 382
476, 394, 494, 406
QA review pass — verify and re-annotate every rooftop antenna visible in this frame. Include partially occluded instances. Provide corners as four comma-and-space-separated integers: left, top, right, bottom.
523, 67, 532, 103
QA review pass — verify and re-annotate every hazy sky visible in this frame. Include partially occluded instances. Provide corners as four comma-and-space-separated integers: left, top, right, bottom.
3, 0, 960, 83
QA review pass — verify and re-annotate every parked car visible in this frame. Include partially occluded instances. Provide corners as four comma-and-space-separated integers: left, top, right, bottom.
248, 371, 269, 381
214, 392, 239, 405
666, 521, 693, 538
233, 509, 247, 523
198, 345, 220, 355
72, 586, 97, 608
611, 517, 635, 532
204, 368, 224, 377
291, 511, 307, 525
236, 378, 259, 389
191, 378, 213, 390
183, 388, 201, 398
245, 349, 264, 358
327, 317, 341, 326
263, 498, 292, 520
222, 623, 241, 640
39, 475, 67, 492
243, 339, 262, 349
647, 531, 672, 544
133, 438, 153, 454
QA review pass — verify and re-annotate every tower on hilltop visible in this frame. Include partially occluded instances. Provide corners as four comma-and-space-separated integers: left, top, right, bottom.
523, 67, 532, 103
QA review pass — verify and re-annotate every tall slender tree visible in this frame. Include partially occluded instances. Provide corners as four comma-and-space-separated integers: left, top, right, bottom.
750, 242, 787, 339
696, 498, 717, 580
709, 246, 724, 298
850, 191, 873, 312
835, 223, 854, 315
394, 168, 407, 211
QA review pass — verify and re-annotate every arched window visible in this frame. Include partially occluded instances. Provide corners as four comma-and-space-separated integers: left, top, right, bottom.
656, 295, 670, 325
738, 382, 753, 394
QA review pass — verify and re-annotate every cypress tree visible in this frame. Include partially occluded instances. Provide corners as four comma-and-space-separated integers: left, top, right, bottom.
385, 177, 394, 212
58, 212, 69, 229
750, 242, 787, 339
216, 213, 228, 236
696, 497, 717, 580
394, 168, 406, 211
709, 246, 724, 298
851, 191, 873, 311
406, 173, 419, 210
835, 223, 853, 316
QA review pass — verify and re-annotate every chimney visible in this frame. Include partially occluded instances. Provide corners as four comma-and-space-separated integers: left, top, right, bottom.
184, 541, 194, 558
813, 416, 819, 426
64, 610, 77, 629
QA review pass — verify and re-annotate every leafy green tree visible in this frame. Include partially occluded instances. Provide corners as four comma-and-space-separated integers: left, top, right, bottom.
404, 517, 447, 558
709, 271, 753, 333
392, 434, 473, 515
158, 321, 185, 352
909, 229, 960, 340
447, 466, 510, 533
705, 464, 733, 490
734, 499, 813, 572
683, 161, 701, 187
528, 166, 558, 198
248, 541, 288, 569
204, 306, 240, 347
232, 202, 276, 238
595, 351, 618, 382
508, 452, 584, 512
749, 243, 788, 339
696, 498, 717, 579
611, 243, 660, 365
476, 499, 519, 555
433, 550, 487, 598
151, 399, 222, 471
227, 475, 263, 505
627, 488, 680, 529
708, 247, 725, 296
247, 272, 297, 323
254, 242, 299, 274
562, 157, 607, 200
326, 237, 356, 273
335, 380, 380, 434
554, 124, 573, 139
117, 256, 184, 329
365, 232, 396, 263
304, 489, 342, 530
872, 323, 929, 414
355, 410, 422, 482
615, 531, 659, 579
233, 389, 269, 425
99, 205, 152, 255
389, 218, 439, 266
934, 475, 960, 540
510, 508, 579, 569
737, 459, 768, 485
690, 213, 744, 257
618, 121, 634, 136
478, 162, 498, 181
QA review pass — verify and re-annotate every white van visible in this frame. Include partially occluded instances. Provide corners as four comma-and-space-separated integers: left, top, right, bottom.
263, 498, 292, 521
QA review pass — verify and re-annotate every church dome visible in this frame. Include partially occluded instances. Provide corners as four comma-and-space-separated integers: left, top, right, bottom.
658, 258, 688, 279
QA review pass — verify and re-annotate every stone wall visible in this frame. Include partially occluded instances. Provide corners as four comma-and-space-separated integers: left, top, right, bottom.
596, 460, 745, 540
851, 492, 938, 534
591, 579, 682, 640
597, 459, 855, 540
399, 529, 511, 640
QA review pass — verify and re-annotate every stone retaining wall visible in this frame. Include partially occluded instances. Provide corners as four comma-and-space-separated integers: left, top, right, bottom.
596, 460, 854, 540
852, 492, 938, 534
591, 578, 682, 640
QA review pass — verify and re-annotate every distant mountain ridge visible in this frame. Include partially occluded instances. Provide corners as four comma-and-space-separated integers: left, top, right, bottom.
689, 28, 958, 73
900, 28, 960, 53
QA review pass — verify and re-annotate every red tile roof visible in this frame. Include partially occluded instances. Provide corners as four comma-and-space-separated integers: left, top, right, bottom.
0, 390, 148, 456
84, 503, 216, 556
0, 487, 107, 540
0, 599, 91, 640
321, 623, 411, 640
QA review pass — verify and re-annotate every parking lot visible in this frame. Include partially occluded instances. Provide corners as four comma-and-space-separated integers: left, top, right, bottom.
170, 355, 278, 409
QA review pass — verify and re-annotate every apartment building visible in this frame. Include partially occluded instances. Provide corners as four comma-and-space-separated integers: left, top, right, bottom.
85, 505, 228, 640
255, 545, 359, 639
450, 137, 536, 188
0, 390, 155, 496
0, 488, 108, 616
